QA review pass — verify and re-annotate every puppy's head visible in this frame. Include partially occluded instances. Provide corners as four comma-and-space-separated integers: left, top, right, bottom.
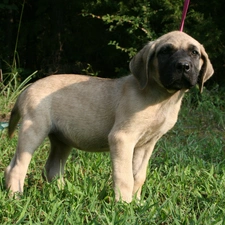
129, 31, 214, 92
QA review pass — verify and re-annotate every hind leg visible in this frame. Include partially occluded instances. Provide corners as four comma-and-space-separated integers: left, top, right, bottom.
5, 119, 48, 194
43, 134, 72, 183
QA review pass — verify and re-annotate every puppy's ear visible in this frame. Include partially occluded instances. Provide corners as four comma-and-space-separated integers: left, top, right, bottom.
198, 45, 214, 93
129, 41, 156, 90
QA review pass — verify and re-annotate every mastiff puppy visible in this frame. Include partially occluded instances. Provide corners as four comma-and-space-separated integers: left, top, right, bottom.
5, 31, 213, 202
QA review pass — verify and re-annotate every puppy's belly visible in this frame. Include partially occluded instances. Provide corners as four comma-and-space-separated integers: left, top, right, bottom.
51, 126, 110, 152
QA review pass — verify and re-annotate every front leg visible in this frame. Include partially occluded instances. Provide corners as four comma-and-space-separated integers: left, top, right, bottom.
132, 140, 157, 200
108, 131, 136, 203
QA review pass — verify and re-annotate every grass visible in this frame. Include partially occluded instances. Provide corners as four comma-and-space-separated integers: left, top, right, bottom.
0, 78, 225, 224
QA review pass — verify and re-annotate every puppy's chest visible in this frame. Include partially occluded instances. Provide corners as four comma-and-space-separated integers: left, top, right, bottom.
135, 106, 178, 144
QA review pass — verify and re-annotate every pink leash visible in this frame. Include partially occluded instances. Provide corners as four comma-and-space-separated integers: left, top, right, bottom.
179, 0, 190, 32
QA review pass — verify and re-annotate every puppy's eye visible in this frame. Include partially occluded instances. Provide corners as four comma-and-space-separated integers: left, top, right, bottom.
191, 50, 199, 56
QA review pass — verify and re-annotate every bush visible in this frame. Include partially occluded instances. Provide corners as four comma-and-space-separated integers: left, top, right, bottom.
0, 0, 224, 85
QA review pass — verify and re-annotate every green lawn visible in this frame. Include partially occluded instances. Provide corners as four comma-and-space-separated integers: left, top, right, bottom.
0, 86, 225, 224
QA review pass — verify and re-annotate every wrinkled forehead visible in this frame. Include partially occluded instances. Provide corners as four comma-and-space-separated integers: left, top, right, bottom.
155, 31, 201, 52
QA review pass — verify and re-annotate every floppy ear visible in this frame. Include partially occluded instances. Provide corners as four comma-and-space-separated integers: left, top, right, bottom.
198, 45, 214, 93
129, 41, 156, 90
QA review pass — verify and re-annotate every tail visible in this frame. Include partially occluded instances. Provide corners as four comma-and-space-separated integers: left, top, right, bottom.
8, 100, 21, 138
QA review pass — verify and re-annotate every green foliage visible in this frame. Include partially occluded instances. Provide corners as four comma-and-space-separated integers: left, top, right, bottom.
84, 1, 155, 59
0, 69, 37, 109
0, 63, 36, 119
0, 0, 36, 114
0, 0, 224, 84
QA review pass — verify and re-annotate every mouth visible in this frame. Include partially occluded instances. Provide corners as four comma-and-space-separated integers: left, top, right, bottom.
164, 75, 198, 91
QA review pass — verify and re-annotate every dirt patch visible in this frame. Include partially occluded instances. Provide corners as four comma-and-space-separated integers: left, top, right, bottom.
0, 112, 11, 122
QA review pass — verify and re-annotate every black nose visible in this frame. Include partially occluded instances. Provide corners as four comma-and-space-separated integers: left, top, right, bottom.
176, 61, 191, 72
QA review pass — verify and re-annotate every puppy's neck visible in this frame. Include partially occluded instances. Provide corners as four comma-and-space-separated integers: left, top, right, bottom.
144, 77, 186, 104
